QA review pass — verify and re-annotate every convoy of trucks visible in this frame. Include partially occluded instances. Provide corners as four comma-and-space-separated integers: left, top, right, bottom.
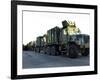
24, 20, 89, 58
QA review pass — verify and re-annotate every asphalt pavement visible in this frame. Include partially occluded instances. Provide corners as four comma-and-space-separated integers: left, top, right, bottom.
22, 51, 89, 69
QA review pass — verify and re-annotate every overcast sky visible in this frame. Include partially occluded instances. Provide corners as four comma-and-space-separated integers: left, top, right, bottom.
23, 11, 90, 45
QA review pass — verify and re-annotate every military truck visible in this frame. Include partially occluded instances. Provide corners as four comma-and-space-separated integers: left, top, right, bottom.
45, 26, 60, 55
35, 20, 89, 58
35, 36, 44, 53
59, 20, 89, 58
35, 35, 47, 53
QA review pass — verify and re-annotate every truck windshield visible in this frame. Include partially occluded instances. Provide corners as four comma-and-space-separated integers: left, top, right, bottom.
76, 35, 89, 43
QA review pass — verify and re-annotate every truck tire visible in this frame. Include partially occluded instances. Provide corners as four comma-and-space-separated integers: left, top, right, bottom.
46, 46, 51, 55
51, 46, 58, 56
82, 48, 89, 56
68, 44, 79, 58
48, 47, 51, 55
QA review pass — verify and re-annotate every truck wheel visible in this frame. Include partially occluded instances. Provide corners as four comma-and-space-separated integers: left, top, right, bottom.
52, 46, 57, 56
49, 47, 51, 55
82, 48, 89, 56
52, 46, 55, 56
68, 44, 79, 58
47, 47, 51, 55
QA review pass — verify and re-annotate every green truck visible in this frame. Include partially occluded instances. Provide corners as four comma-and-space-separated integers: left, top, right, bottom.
35, 20, 89, 58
